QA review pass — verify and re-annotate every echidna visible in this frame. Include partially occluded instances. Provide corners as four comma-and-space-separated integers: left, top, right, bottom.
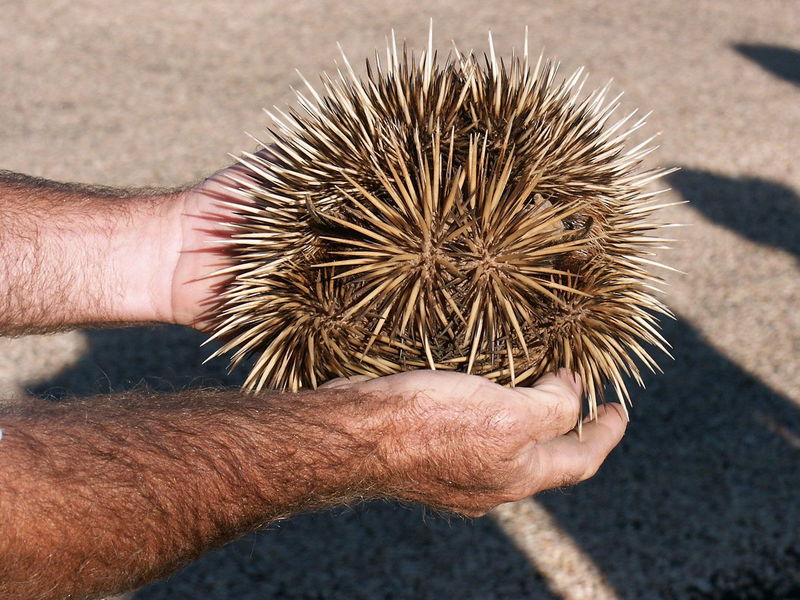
206, 30, 675, 417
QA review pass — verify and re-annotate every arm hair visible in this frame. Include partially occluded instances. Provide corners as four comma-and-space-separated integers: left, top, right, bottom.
0, 170, 184, 335
0, 386, 386, 599
0, 169, 178, 198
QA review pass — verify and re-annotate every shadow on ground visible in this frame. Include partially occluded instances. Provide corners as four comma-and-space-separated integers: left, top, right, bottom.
29, 326, 240, 399
135, 502, 559, 600
733, 44, 800, 87
29, 312, 800, 598
668, 169, 800, 261
537, 315, 800, 599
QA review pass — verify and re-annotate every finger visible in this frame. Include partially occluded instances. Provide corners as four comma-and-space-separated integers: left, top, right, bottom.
509, 370, 583, 441
523, 403, 628, 494
319, 375, 374, 389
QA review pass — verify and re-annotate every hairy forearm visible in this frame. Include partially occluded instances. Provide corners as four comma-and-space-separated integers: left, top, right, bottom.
0, 171, 182, 335
0, 387, 382, 599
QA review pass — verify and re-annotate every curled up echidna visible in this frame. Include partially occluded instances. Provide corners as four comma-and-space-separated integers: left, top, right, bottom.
205, 30, 675, 417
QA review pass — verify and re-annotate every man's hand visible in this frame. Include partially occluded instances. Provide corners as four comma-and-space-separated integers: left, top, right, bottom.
329, 369, 627, 516
167, 164, 252, 330
0, 168, 242, 334
0, 368, 626, 600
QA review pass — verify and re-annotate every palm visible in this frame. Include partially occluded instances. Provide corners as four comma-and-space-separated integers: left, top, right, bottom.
170, 164, 251, 330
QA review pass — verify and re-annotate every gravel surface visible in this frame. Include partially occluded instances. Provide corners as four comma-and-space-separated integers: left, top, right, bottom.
1, 2, 799, 598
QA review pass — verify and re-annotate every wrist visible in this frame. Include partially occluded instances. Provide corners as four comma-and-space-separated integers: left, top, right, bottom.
234, 388, 393, 516
319, 385, 416, 496
104, 191, 185, 326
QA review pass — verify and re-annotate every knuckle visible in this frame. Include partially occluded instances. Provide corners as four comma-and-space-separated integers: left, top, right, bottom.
581, 454, 604, 480
547, 390, 581, 428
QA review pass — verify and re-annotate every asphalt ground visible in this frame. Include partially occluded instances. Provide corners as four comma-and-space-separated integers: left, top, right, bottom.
1, 2, 799, 598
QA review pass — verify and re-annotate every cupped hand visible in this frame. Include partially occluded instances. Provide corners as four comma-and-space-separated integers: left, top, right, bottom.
326, 370, 628, 517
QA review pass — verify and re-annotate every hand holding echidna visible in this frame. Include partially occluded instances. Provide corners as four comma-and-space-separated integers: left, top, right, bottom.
317, 369, 627, 516
198, 32, 673, 421
0, 126, 629, 600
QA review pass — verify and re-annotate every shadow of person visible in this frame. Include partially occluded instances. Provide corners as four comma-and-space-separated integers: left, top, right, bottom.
668, 168, 800, 260
29, 326, 243, 399
733, 44, 800, 86
536, 315, 800, 598
134, 502, 563, 600
30, 326, 563, 600
30, 308, 800, 599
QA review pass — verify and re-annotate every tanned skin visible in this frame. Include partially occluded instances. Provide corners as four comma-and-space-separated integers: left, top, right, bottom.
0, 169, 628, 600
